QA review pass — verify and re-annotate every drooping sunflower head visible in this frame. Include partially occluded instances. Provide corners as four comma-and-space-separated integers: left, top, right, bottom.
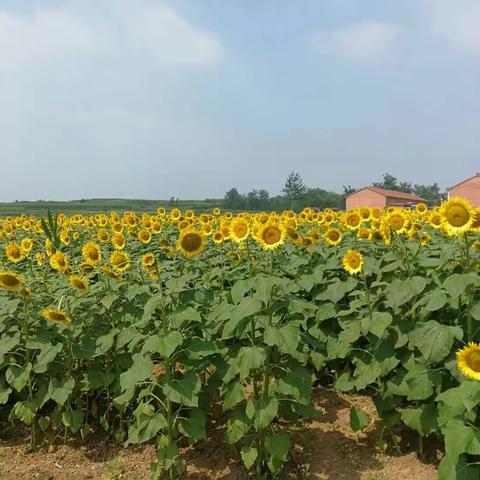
230, 217, 250, 243
42, 308, 72, 326
6, 242, 24, 263
342, 250, 364, 275
0, 271, 23, 291
256, 222, 286, 250
324, 228, 342, 246
440, 197, 474, 235
110, 250, 131, 272
457, 342, 480, 381
82, 242, 102, 265
69, 275, 89, 293
177, 229, 205, 258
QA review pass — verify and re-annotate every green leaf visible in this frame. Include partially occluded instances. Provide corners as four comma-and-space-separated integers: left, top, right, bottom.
231, 279, 253, 304
13, 401, 35, 425
222, 381, 245, 411
178, 409, 206, 444
226, 407, 251, 444
400, 403, 438, 436
443, 274, 477, 302
264, 323, 300, 355
6, 363, 31, 392
142, 332, 183, 358
237, 346, 266, 380
410, 321, 463, 363
424, 289, 448, 312
163, 371, 201, 407
241, 445, 258, 469
0, 335, 20, 363
127, 403, 167, 444
246, 397, 278, 431
33, 343, 63, 373
350, 406, 369, 432
385, 277, 427, 309
276, 366, 311, 404
48, 376, 75, 406
444, 419, 480, 460
222, 297, 262, 338
94, 332, 115, 356
438, 454, 479, 480
119, 355, 153, 392
264, 432, 290, 461
0, 388, 12, 405
362, 312, 392, 338
62, 409, 85, 433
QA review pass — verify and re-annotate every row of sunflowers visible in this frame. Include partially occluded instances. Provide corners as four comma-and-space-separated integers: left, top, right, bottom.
0, 197, 480, 479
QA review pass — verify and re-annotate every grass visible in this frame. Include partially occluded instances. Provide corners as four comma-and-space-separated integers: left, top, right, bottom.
0, 198, 223, 217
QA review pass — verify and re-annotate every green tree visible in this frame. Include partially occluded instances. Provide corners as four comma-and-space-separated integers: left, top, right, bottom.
282, 172, 308, 210
224, 188, 245, 210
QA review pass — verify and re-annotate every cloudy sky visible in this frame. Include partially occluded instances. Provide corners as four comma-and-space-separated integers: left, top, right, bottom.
0, 0, 479, 201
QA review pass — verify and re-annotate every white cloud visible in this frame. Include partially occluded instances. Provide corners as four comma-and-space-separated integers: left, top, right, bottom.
312, 21, 402, 63
0, 2, 224, 72
128, 4, 224, 66
424, 0, 480, 56
0, 10, 103, 72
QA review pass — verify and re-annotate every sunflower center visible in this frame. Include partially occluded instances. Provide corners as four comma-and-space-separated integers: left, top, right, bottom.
446, 205, 469, 227
1, 274, 19, 287
467, 352, 480, 372
234, 224, 248, 238
182, 233, 202, 252
328, 231, 340, 241
262, 226, 281, 245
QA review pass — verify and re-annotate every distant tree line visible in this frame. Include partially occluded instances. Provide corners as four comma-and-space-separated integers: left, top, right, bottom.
223, 171, 446, 212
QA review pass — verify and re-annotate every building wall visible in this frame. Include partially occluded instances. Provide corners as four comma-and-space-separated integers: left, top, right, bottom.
449, 177, 480, 207
346, 190, 386, 210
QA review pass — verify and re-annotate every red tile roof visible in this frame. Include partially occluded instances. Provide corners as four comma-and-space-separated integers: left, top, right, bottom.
448, 174, 480, 191
348, 187, 427, 202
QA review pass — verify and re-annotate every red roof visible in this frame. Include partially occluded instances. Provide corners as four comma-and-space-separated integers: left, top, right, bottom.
348, 187, 427, 202
448, 174, 480, 191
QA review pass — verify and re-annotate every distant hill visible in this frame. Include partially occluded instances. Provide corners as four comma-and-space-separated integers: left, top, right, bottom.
0, 198, 223, 217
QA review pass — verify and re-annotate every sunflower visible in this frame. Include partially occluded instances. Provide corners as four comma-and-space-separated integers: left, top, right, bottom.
102, 266, 123, 282
344, 211, 362, 230
111, 233, 126, 250
6, 242, 24, 263
387, 212, 407, 233
457, 343, 480, 381
50, 251, 70, 273
256, 222, 285, 250
42, 308, 72, 326
20, 238, 33, 255
36, 252, 45, 266
230, 217, 250, 243
0, 271, 23, 291
213, 207, 221, 216
212, 231, 223, 244
110, 250, 131, 272
415, 203, 428, 214
324, 228, 342, 246
177, 229, 205, 258
342, 250, 363, 275
69, 275, 89, 293
79, 261, 96, 274
440, 197, 474, 235
141, 252, 156, 269
82, 242, 102, 265
137, 228, 152, 244
97, 228, 110, 243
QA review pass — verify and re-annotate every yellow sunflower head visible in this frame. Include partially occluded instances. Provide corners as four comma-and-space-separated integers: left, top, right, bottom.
82, 242, 102, 265
141, 252, 156, 269
50, 251, 69, 273
342, 250, 364, 275
256, 222, 286, 250
69, 275, 89, 293
457, 342, 480, 381
137, 228, 152, 244
0, 271, 23, 292
324, 228, 342, 246
110, 250, 131, 272
344, 211, 362, 230
440, 197, 474, 235
230, 217, 250, 243
20, 238, 33, 255
177, 229, 205, 258
42, 308, 72, 326
6, 242, 24, 263
111, 233, 126, 250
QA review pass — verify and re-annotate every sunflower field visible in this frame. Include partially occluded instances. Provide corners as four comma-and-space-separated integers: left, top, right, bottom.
1, 198, 480, 479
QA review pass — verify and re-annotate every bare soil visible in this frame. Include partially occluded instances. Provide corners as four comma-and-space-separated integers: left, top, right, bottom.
0, 388, 438, 480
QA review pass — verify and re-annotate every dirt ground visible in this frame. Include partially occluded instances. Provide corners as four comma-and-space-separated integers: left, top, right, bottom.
0, 388, 438, 480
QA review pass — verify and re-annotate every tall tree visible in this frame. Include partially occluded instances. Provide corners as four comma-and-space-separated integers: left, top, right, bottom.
282, 171, 308, 210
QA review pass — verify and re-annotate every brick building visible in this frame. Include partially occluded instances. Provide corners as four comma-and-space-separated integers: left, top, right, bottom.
346, 187, 427, 210
448, 174, 480, 207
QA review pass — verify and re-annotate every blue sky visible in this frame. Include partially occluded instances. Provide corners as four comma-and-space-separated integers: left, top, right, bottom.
0, 0, 479, 201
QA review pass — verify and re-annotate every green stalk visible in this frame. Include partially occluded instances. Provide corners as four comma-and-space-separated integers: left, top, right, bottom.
22, 301, 36, 450
362, 271, 373, 323
464, 233, 474, 342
